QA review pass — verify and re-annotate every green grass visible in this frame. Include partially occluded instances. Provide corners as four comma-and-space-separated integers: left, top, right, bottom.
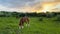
0, 17, 60, 34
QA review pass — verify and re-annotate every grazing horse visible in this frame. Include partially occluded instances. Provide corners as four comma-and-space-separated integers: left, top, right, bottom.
19, 16, 29, 29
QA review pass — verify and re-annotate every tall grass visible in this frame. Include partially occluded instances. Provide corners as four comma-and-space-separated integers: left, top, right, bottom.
0, 17, 60, 34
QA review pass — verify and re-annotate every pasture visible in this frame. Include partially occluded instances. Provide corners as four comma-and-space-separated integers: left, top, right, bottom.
0, 17, 60, 34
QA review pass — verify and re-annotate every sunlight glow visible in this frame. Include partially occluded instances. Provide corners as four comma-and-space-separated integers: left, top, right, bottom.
41, 3, 54, 13
42, 5, 52, 13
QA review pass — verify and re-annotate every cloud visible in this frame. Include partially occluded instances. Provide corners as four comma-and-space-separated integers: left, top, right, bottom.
0, 0, 56, 8
0, 0, 60, 12
0, 0, 40, 8
0, 5, 18, 11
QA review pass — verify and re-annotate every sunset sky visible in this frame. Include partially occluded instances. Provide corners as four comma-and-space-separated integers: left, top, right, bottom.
0, 0, 60, 13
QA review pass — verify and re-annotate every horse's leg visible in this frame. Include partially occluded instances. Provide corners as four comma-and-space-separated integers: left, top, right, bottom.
19, 22, 24, 29
19, 25, 24, 29
25, 21, 30, 27
21, 26, 24, 29
26, 24, 30, 27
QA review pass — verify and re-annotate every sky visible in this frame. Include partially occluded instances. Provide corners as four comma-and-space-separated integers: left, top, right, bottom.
0, 0, 60, 13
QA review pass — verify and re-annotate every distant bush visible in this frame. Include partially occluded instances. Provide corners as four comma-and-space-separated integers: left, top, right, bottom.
39, 17, 43, 21
56, 15, 60, 21
54, 15, 60, 21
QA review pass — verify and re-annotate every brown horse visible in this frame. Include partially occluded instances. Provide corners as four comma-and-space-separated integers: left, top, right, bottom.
19, 16, 29, 29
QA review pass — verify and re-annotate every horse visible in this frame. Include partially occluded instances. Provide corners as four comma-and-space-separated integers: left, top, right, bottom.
19, 16, 29, 29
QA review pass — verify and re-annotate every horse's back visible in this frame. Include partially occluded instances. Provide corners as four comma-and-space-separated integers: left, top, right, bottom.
19, 17, 29, 26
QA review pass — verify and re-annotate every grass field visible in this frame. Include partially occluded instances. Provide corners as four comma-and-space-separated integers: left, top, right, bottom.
0, 17, 60, 34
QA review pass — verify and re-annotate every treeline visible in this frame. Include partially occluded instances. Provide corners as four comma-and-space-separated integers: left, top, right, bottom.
0, 11, 60, 17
